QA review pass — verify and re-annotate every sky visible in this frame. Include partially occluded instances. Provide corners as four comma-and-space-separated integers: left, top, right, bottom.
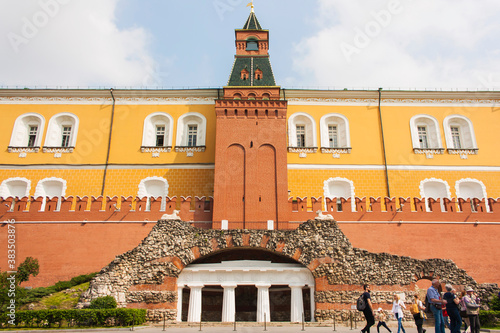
1, 0, 500, 91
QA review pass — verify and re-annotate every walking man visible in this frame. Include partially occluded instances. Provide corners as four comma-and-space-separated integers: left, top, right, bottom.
427, 279, 447, 333
362, 284, 375, 333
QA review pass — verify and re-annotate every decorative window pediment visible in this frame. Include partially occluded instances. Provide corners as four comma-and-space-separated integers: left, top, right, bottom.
443, 115, 478, 158
44, 113, 79, 152
9, 113, 45, 153
410, 115, 443, 157
175, 112, 207, 154
142, 112, 174, 156
288, 113, 317, 153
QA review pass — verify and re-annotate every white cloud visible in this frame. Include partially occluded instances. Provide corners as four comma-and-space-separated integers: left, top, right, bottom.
290, 0, 500, 90
0, 0, 155, 87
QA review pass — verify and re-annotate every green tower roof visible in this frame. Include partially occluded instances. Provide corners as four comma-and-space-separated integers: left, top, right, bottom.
243, 11, 262, 30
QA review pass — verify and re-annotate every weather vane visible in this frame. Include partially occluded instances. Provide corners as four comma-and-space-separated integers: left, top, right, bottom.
247, 0, 254, 13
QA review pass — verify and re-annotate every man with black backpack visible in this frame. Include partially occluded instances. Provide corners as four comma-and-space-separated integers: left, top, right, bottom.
361, 284, 375, 333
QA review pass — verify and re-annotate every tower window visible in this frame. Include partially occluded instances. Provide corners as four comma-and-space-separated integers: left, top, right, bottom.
246, 40, 259, 51
188, 125, 198, 147
28, 125, 38, 147
451, 126, 461, 149
241, 69, 249, 80
255, 69, 263, 80
418, 126, 429, 149
156, 125, 166, 147
61, 126, 72, 147
328, 125, 338, 148
296, 125, 305, 148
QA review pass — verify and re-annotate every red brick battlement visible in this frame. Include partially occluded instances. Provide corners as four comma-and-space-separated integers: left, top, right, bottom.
1, 195, 499, 225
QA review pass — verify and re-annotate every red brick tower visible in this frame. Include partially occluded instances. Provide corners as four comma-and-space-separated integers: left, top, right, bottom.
213, 6, 288, 229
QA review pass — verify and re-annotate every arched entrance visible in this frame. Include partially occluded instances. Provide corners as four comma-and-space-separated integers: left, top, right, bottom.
176, 256, 315, 323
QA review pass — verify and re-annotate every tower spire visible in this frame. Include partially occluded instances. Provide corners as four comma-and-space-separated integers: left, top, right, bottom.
248, 1, 254, 13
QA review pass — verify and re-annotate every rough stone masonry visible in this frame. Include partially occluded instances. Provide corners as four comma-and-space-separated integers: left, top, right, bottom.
78, 219, 498, 322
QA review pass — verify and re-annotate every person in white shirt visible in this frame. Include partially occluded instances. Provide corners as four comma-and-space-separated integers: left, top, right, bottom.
391, 294, 406, 333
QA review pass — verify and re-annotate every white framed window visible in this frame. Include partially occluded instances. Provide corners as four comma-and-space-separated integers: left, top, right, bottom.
410, 115, 442, 150
323, 177, 355, 212
142, 112, 173, 148
188, 125, 198, 147
443, 115, 477, 150
296, 125, 305, 148
319, 113, 350, 149
61, 126, 72, 147
417, 126, 429, 149
44, 113, 79, 148
9, 113, 45, 148
34, 177, 67, 211
288, 113, 317, 148
419, 178, 451, 212
176, 113, 206, 147
156, 125, 166, 147
137, 177, 169, 211
455, 178, 488, 212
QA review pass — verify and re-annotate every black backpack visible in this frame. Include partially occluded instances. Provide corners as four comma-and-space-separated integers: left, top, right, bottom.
357, 294, 367, 311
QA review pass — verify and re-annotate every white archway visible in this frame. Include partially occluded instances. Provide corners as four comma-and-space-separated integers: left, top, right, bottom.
323, 177, 355, 212
34, 177, 67, 211
456, 178, 488, 212
419, 178, 451, 212
137, 177, 169, 211
9, 113, 45, 148
288, 112, 317, 148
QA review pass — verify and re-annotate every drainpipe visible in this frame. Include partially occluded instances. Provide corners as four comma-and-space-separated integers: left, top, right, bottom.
100, 88, 116, 196
378, 88, 391, 198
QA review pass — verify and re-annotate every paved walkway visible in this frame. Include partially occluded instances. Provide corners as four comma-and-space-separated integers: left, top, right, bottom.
11, 325, 500, 333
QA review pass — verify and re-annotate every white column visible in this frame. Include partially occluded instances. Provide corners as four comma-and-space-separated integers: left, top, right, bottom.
290, 284, 304, 323
256, 284, 271, 323
176, 285, 184, 322
187, 284, 204, 322
309, 286, 315, 322
221, 284, 237, 322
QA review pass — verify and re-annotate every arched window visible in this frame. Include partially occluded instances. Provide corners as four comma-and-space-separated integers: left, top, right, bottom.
443, 115, 477, 150
34, 177, 67, 211
419, 178, 450, 212
319, 114, 351, 149
323, 177, 355, 212
456, 179, 488, 212
44, 113, 79, 148
9, 113, 45, 150
288, 113, 317, 148
410, 115, 443, 151
240, 69, 249, 81
175, 113, 207, 148
246, 37, 259, 51
142, 112, 174, 148
255, 68, 263, 80
138, 177, 169, 211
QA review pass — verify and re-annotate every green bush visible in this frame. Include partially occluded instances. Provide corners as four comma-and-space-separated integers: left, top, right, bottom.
479, 310, 500, 328
70, 272, 97, 286
489, 294, 500, 311
54, 281, 72, 292
89, 296, 117, 309
7, 308, 146, 328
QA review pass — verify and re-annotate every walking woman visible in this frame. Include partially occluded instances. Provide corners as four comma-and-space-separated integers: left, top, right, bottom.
411, 294, 426, 333
392, 294, 406, 333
